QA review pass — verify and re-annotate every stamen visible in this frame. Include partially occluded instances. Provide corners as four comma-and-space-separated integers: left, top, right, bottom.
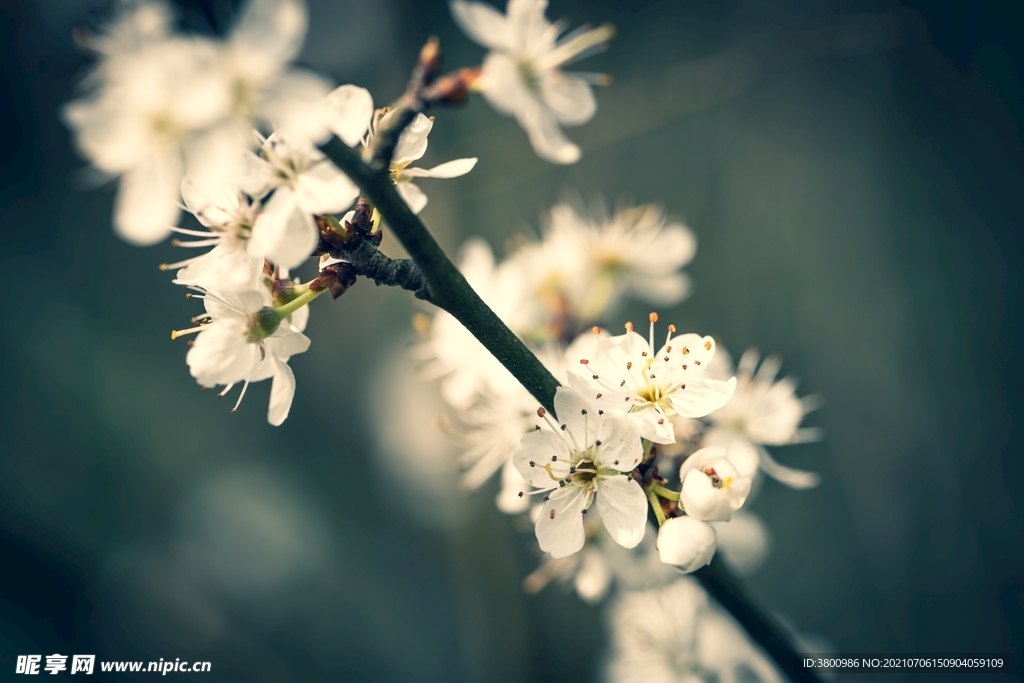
649, 312, 658, 351
159, 256, 201, 270
171, 238, 220, 248
169, 226, 216, 237
170, 325, 206, 339
230, 377, 252, 413
666, 324, 676, 346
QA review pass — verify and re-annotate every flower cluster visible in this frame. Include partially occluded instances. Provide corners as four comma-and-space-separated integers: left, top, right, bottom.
415, 208, 819, 584
64, 0, 611, 425
62, 0, 825, 676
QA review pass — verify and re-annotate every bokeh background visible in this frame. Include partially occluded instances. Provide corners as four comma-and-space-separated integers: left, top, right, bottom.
1, 0, 1021, 681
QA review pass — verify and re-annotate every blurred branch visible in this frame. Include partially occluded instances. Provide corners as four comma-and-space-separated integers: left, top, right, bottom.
696, 561, 826, 683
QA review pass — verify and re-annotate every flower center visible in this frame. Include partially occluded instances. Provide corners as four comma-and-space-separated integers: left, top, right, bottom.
517, 60, 540, 93
702, 467, 732, 489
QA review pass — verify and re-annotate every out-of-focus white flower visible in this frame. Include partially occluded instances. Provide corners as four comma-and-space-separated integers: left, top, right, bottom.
523, 521, 676, 603
64, 0, 336, 245
454, 335, 595, 493
607, 578, 785, 683
450, 0, 613, 163
567, 317, 736, 443
703, 347, 822, 489
242, 128, 359, 269
656, 516, 716, 572
83, 0, 174, 60
384, 112, 477, 214
710, 510, 771, 577
513, 202, 696, 321
64, 35, 232, 244
168, 175, 265, 292
417, 239, 533, 408
222, 0, 333, 141
177, 285, 309, 425
512, 387, 646, 559
678, 447, 751, 522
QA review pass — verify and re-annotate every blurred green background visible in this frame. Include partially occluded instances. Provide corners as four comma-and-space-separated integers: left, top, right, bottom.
1, 0, 1021, 681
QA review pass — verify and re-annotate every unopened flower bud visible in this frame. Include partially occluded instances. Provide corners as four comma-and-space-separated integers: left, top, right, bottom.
657, 516, 716, 572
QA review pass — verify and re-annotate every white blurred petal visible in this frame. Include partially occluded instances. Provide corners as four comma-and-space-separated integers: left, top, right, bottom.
114, 150, 182, 245
396, 182, 428, 214
449, 0, 511, 50
325, 84, 373, 146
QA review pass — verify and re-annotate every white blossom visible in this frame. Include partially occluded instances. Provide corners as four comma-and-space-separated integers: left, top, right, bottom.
241, 127, 359, 269
223, 0, 333, 141
384, 111, 477, 214
167, 175, 266, 292
511, 202, 696, 321
656, 516, 717, 573
710, 510, 771, 577
417, 239, 534, 408
523, 521, 676, 603
703, 347, 822, 488
177, 285, 310, 425
567, 317, 736, 443
513, 387, 646, 558
63, 35, 231, 244
606, 579, 785, 683
454, 334, 595, 492
63, 0, 333, 245
450, 0, 613, 163
678, 447, 751, 522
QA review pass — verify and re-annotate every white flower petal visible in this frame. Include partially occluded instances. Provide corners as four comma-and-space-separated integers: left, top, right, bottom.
267, 353, 296, 426
513, 427, 571, 487
479, 52, 529, 116
294, 158, 359, 214
449, 0, 511, 50
552, 385, 594, 449
757, 445, 821, 489
261, 69, 335, 142
325, 84, 373, 146
514, 94, 580, 164
114, 150, 182, 245
403, 157, 478, 178
231, 0, 307, 78
536, 487, 588, 558
396, 181, 428, 214
248, 189, 318, 269
592, 413, 643, 472
574, 549, 612, 603
669, 376, 737, 418
186, 320, 261, 387
391, 112, 433, 165
496, 458, 531, 514
630, 407, 678, 444
595, 475, 647, 549
540, 72, 596, 125
710, 510, 771, 576
264, 327, 311, 361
